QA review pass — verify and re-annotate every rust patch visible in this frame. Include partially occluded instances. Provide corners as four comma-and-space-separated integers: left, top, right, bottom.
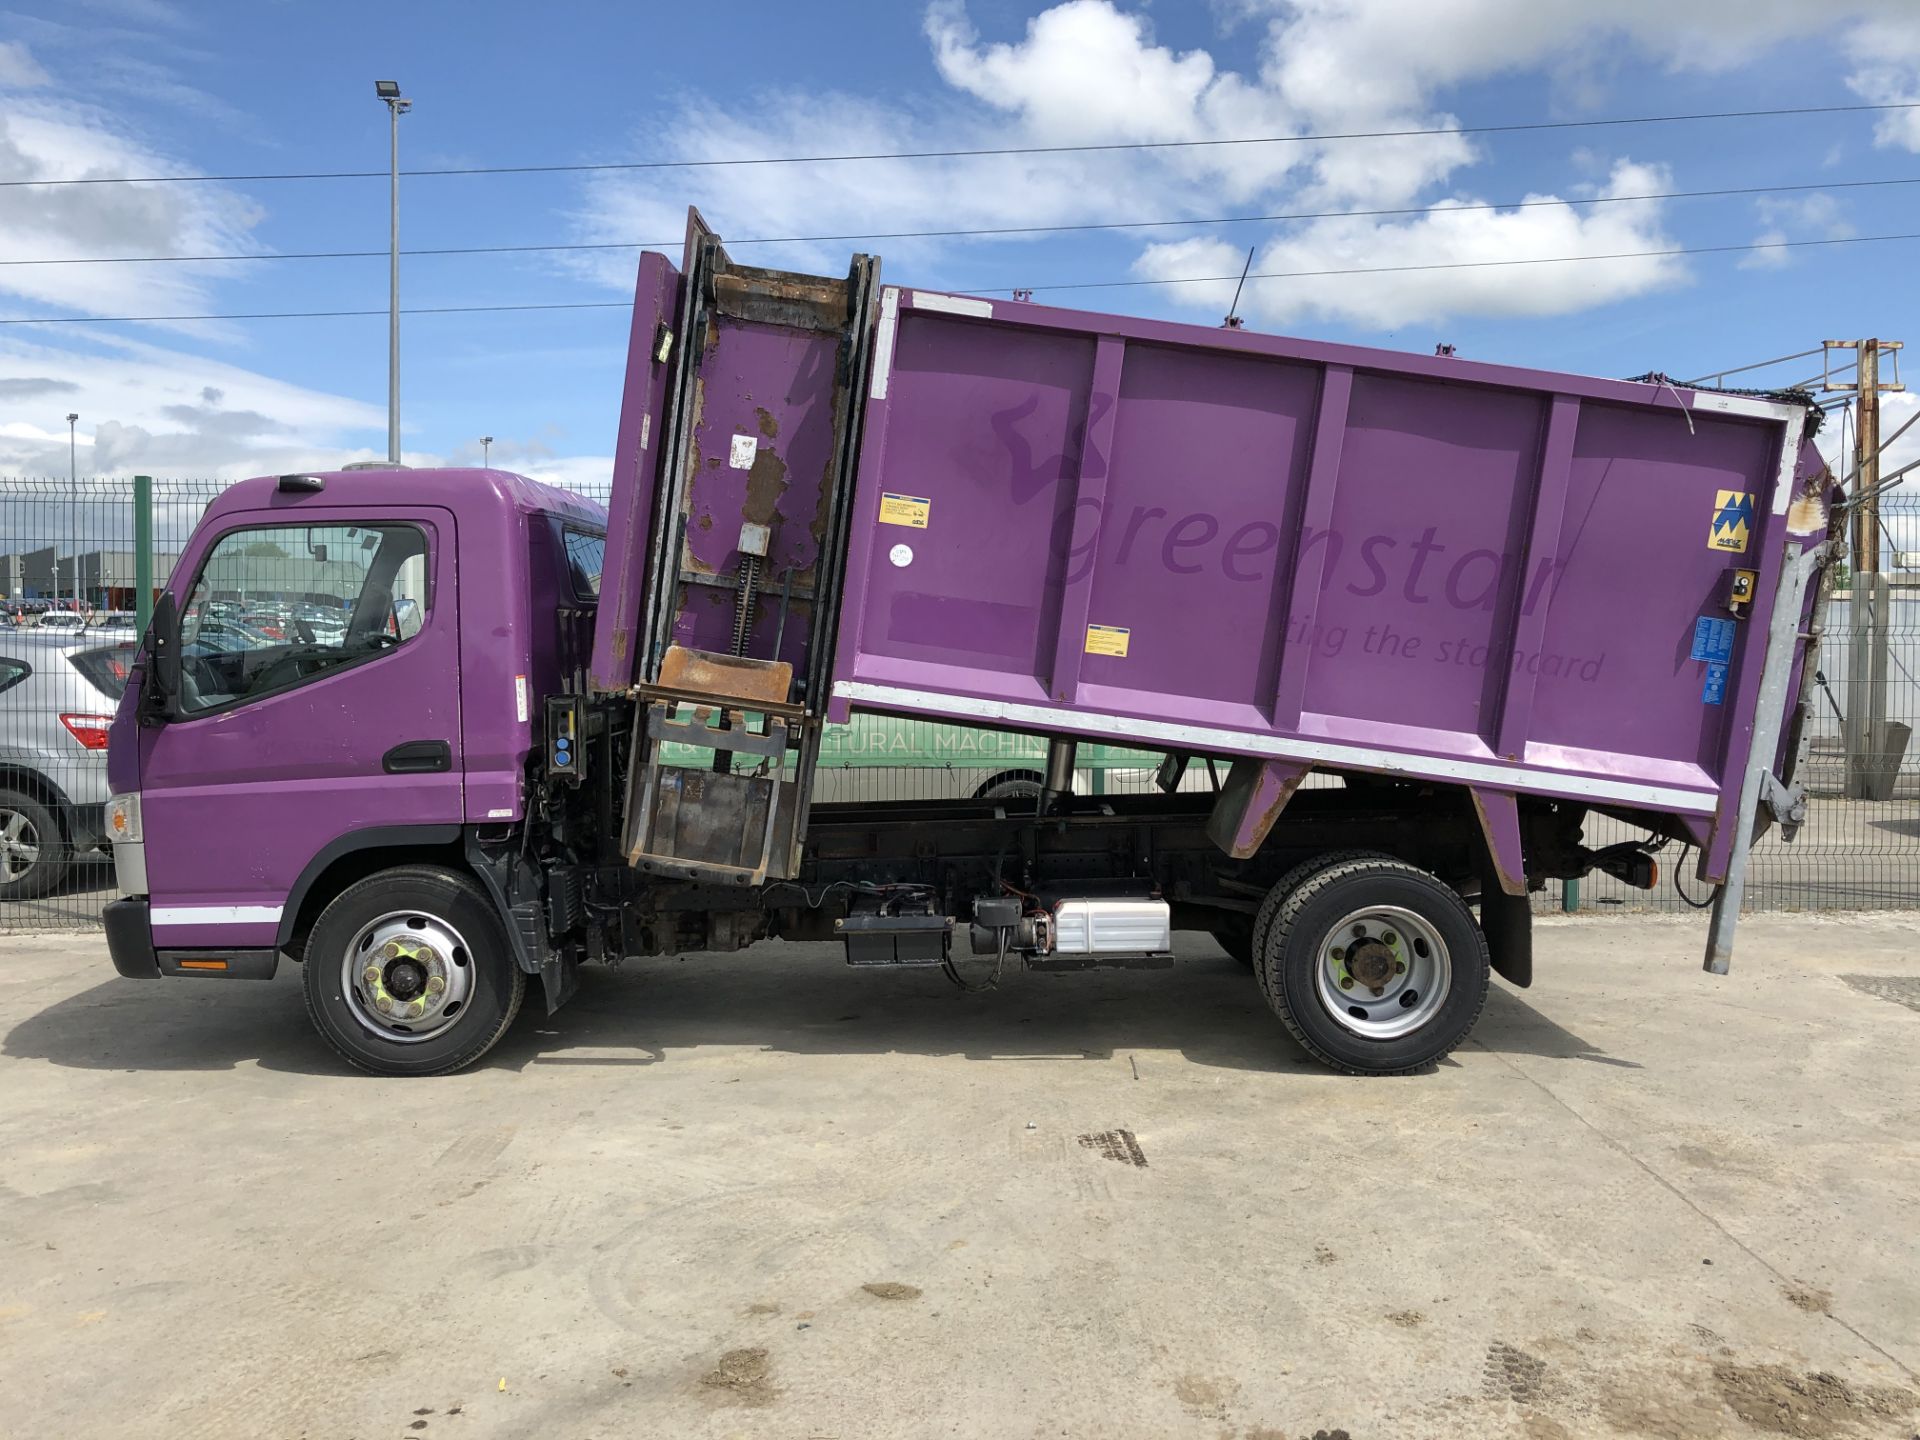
742, 446, 789, 529
1786, 492, 1827, 536
656, 645, 793, 706
1470, 786, 1526, 896
1236, 764, 1309, 859
713, 269, 848, 332
754, 405, 779, 438
696, 512, 712, 531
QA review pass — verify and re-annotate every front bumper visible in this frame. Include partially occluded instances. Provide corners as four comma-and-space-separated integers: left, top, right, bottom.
104, 898, 279, 979
105, 898, 159, 978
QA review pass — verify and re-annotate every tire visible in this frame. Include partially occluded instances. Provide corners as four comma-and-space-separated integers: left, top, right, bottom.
1258, 857, 1489, 1075
973, 770, 1044, 806
301, 865, 526, 1077
1247, 849, 1393, 988
0, 788, 71, 901
1210, 915, 1257, 968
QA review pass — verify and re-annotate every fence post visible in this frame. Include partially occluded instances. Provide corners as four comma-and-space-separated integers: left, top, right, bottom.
133, 475, 154, 632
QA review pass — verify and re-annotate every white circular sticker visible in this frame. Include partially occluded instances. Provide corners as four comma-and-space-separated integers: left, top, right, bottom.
889, 543, 914, 568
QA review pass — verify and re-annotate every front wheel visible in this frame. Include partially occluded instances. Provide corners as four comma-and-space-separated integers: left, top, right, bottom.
302, 865, 525, 1076
1259, 857, 1489, 1075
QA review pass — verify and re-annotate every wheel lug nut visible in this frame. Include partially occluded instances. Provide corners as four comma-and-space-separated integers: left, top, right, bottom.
1338, 976, 1354, 990
1351, 924, 1366, 938
381, 941, 401, 959
1394, 960, 1406, 974
376, 997, 393, 1014
409, 999, 427, 1017
1382, 930, 1397, 945
1330, 946, 1345, 962
363, 966, 380, 986
426, 975, 446, 995
1369, 986, 1385, 997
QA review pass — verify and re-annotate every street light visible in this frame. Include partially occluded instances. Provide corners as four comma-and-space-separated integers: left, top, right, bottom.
375, 80, 411, 465
481, 435, 493, 468
66, 413, 77, 610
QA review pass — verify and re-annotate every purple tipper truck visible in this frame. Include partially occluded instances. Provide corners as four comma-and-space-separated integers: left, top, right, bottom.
102, 210, 1838, 1076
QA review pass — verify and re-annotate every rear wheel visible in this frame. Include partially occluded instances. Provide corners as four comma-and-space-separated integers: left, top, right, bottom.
0, 788, 70, 900
1248, 850, 1392, 987
301, 865, 525, 1076
1259, 857, 1489, 1075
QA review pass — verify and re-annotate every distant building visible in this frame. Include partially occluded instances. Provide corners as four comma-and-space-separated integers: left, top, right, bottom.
55, 550, 178, 608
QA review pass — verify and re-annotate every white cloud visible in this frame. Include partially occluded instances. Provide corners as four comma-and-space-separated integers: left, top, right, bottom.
0, 331, 383, 481
1136, 158, 1685, 328
1844, 19, 1920, 152
1737, 192, 1855, 270
0, 41, 49, 88
0, 98, 265, 326
572, 1, 1920, 334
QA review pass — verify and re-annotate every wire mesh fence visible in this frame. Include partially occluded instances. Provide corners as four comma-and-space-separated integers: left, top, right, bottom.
1, 472, 1915, 932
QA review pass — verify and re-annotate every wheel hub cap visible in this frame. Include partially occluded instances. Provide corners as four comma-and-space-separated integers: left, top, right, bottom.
342, 915, 473, 1043
1317, 904, 1450, 1041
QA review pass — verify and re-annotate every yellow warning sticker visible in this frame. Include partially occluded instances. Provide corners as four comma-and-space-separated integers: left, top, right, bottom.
1085, 624, 1131, 658
1708, 490, 1754, 553
878, 492, 931, 529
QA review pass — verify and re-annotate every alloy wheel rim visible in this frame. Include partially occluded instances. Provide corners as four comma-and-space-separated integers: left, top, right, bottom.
0, 808, 41, 882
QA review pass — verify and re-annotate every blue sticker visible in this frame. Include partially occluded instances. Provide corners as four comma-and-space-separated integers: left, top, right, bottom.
1702, 663, 1729, 705
1690, 616, 1736, 664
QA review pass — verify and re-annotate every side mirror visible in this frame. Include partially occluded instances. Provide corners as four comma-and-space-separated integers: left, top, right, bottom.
148, 592, 182, 713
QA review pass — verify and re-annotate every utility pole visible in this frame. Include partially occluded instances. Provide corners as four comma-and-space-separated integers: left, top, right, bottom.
375, 80, 411, 465
1825, 339, 1907, 797
481, 435, 493, 468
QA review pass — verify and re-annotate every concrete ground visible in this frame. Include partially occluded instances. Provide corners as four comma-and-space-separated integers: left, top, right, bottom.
2, 916, 1917, 1440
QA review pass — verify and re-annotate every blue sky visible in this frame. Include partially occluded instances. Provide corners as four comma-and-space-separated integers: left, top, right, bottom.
0, 0, 1914, 487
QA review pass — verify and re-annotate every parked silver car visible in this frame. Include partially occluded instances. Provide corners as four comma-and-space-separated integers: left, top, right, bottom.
0, 633, 134, 899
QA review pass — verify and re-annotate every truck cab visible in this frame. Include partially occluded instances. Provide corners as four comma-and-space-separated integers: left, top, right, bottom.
104, 467, 606, 1072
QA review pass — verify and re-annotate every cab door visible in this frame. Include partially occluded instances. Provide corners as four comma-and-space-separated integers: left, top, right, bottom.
138, 508, 460, 952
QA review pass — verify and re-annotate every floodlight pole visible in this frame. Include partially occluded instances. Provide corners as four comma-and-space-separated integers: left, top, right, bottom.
377, 82, 411, 465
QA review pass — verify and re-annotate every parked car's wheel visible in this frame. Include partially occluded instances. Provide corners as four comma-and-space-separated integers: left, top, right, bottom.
302, 865, 525, 1077
973, 769, 1044, 806
0, 788, 70, 900
1259, 856, 1489, 1075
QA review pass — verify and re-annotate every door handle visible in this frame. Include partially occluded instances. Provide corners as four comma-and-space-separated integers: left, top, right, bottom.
383, 740, 452, 774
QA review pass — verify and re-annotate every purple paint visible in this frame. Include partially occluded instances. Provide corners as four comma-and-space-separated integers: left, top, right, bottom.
832, 285, 1816, 838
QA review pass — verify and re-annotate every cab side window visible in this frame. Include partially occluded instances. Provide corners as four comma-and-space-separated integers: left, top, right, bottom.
178, 523, 430, 714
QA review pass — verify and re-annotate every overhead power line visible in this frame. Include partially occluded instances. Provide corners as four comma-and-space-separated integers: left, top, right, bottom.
3, 174, 1915, 269
3, 100, 1915, 189
973, 230, 1920, 295
3, 229, 1914, 327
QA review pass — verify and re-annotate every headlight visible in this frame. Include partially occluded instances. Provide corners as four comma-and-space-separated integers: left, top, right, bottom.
105, 792, 142, 843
